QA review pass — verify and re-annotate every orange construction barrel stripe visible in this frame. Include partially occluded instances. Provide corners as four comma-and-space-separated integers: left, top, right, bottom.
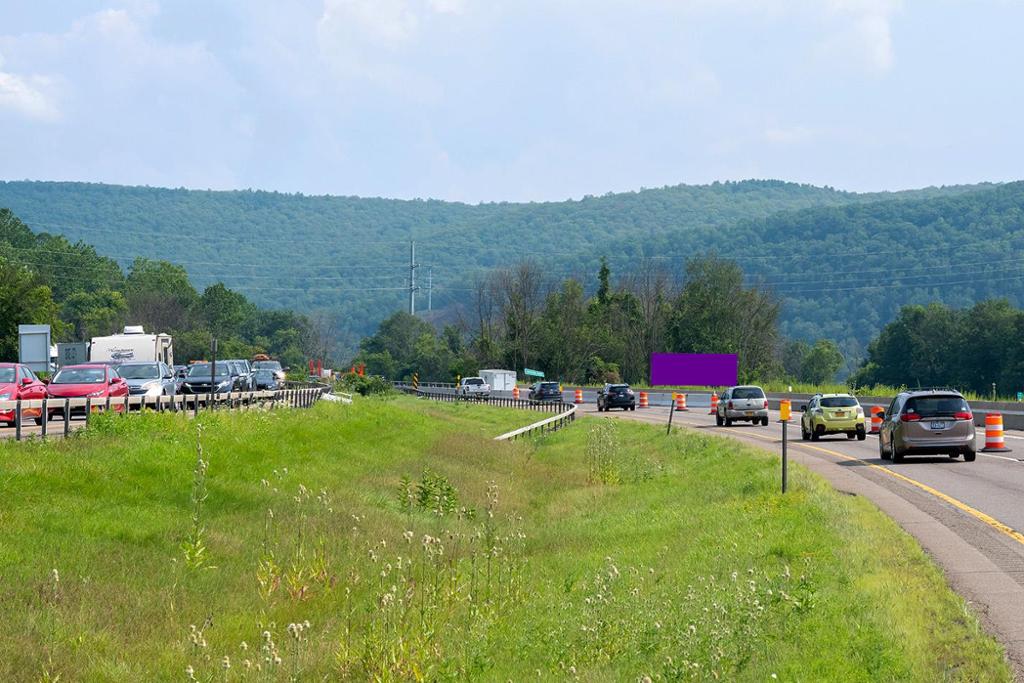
983, 412, 1011, 452
709, 393, 719, 415
870, 406, 883, 434
638, 391, 649, 408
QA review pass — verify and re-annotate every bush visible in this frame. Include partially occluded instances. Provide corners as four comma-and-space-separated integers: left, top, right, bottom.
337, 373, 395, 396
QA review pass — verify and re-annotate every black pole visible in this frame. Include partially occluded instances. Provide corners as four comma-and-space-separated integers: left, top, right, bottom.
666, 399, 675, 436
782, 420, 788, 494
209, 338, 218, 410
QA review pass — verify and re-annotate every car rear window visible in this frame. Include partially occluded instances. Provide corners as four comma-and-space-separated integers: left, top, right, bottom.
821, 397, 858, 408
609, 385, 629, 392
732, 387, 765, 399
540, 382, 559, 390
904, 396, 969, 417
465, 378, 484, 385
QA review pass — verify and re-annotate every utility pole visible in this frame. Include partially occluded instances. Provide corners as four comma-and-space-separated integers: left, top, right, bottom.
408, 240, 418, 315
427, 266, 433, 312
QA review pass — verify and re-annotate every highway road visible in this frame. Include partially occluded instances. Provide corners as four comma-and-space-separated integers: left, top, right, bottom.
586, 401, 1024, 674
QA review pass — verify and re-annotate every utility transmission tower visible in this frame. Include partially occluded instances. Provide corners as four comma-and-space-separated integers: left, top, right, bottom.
427, 266, 432, 312
408, 240, 419, 315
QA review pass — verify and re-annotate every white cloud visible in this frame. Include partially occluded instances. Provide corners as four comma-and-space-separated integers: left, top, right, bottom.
764, 125, 816, 145
820, 0, 902, 71
319, 0, 420, 47
0, 55, 59, 121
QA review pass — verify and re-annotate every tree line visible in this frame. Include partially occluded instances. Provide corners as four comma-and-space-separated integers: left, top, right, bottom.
355, 255, 845, 385
0, 209, 326, 368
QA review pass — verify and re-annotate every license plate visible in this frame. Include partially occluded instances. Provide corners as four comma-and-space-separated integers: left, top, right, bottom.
835, 411, 845, 417
930, 421, 946, 430
745, 411, 753, 416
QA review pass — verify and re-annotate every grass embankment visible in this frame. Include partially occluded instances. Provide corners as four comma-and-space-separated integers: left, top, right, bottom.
0, 397, 1010, 681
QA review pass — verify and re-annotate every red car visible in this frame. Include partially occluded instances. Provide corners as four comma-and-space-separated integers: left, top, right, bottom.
0, 362, 49, 426
46, 364, 129, 418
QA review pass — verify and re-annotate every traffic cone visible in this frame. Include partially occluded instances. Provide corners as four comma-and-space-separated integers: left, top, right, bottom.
709, 394, 719, 415
675, 393, 688, 411
870, 406, 882, 434
638, 391, 649, 408
574, 389, 583, 405
983, 413, 1012, 452
512, 386, 520, 400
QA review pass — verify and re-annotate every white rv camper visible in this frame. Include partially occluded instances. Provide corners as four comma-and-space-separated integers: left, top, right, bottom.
90, 326, 174, 366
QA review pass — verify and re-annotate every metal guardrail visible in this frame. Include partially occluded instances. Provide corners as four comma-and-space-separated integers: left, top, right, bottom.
0, 386, 329, 442
393, 383, 577, 440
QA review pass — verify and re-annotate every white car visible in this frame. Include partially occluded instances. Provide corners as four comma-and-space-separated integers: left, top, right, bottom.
716, 385, 769, 427
458, 377, 490, 399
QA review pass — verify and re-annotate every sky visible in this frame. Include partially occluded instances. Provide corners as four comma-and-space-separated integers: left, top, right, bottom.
0, 0, 1022, 203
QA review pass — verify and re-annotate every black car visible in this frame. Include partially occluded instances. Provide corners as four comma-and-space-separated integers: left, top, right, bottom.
528, 381, 563, 402
597, 383, 635, 411
223, 359, 254, 391
252, 368, 282, 391
179, 363, 234, 395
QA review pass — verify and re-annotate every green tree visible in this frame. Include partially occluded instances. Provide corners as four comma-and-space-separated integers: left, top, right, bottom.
200, 283, 256, 339
126, 258, 199, 332
782, 340, 810, 379
0, 260, 67, 359
62, 289, 128, 340
800, 339, 844, 384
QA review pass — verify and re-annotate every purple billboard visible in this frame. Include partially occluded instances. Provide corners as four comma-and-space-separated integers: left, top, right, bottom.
650, 353, 738, 387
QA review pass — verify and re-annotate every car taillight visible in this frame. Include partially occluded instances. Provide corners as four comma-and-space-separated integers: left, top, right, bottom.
954, 411, 973, 421
763, 400, 768, 409
727, 401, 733, 409
900, 413, 921, 422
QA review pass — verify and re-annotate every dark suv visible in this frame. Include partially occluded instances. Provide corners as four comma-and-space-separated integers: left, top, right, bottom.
597, 383, 635, 411
528, 381, 562, 402
877, 389, 977, 462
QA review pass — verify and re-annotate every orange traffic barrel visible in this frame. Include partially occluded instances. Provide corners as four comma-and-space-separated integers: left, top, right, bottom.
512, 385, 520, 400
983, 413, 1012, 452
638, 391, 649, 408
574, 389, 583, 404
675, 393, 688, 411
870, 406, 883, 434
709, 394, 719, 415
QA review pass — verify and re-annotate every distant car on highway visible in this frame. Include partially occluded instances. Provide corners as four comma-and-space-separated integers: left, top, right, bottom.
528, 381, 562, 403
252, 357, 287, 384
597, 383, 635, 411
179, 363, 234, 396
252, 368, 283, 391
117, 361, 177, 399
458, 376, 490, 399
46, 364, 129, 418
0, 363, 48, 426
715, 385, 769, 426
223, 359, 254, 391
877, 388, 976, 462
800, 393, 865, 441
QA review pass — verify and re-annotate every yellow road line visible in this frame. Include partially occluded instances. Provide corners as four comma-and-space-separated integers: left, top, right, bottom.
719, 426, 1024, 548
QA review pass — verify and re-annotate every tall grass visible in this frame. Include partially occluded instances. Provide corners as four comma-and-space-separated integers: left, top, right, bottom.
0, 397, 1010, 680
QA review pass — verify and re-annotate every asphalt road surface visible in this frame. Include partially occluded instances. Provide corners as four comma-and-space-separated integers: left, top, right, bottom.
588, 401, 1024, 676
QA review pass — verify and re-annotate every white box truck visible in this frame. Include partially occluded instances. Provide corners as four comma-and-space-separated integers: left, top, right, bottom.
479, 369, 516, 392
90, 326, 174, 366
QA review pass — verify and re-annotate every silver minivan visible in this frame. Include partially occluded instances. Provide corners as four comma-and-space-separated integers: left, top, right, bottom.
716, 385, 769, 426
877, 389, 976, 462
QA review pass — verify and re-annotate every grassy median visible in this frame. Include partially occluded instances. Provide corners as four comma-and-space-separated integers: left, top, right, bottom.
0, 397, 1010, 681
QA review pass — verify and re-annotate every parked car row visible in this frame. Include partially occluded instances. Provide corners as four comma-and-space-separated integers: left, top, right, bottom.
1, 357, 288, 426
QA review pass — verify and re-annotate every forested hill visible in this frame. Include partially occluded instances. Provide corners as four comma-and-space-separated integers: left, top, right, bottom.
0, 178, 1003, 356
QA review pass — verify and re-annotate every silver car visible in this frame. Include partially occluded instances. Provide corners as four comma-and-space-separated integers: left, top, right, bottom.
877, 389, 976, 462
116, 361, 178, 399
716, 385, 769, 426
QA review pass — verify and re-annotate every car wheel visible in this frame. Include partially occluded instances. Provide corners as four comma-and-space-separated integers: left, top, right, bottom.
34, 417, 44, 425
847, 432, 855, 440
762, 416, 769, 426
879, 437, 890, 460
964, 450, 977, 462
801, 425, 808, 440
892, 445, 905, 463
724, 417, 733, 427
856, 426, 866, 441
716, 414, 724, 427
948, 451, 959, 460
811, 428, 819, 441
630, 405, 635, 411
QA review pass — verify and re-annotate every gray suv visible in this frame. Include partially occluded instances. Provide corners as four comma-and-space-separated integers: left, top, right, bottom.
116, 361, 178, 398
877, 389, 976, 462
716, 385, 769, 426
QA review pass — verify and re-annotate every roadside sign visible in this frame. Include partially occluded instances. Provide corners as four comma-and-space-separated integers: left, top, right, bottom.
524, 368, 545, 378
56, 342, 88, 367
18, 324, 51, 374
1017, 392, 1023, 402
